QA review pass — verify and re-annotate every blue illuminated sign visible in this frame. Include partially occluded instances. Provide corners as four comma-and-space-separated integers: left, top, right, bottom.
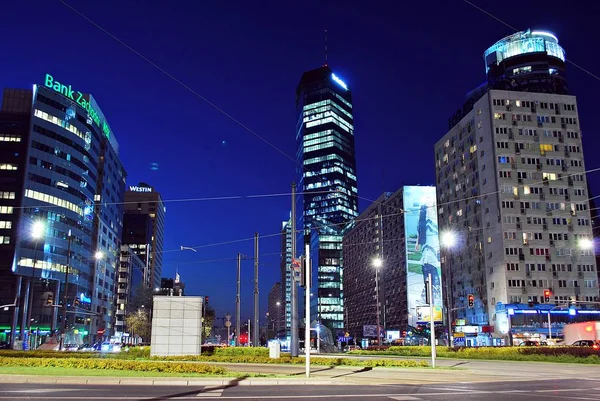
331, 73, 348, 91
80, 293, 91, 304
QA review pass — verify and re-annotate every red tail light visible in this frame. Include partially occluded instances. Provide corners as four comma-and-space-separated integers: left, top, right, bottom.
593, 344, 599, 350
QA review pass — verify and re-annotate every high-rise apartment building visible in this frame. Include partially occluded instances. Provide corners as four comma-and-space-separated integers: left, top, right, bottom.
296, 65, 359, 330
436, 30, 599, 341
115, 245, 145, 337
122, 183, 165, 289
0, 73, 126, 346
279, 215, 292, 338
343, 187, 442, 342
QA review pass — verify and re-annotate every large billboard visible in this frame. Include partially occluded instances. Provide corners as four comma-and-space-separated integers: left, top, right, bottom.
404, 186, 443, 325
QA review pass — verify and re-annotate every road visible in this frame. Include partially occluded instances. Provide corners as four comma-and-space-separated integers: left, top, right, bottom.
1, 379, 600, 400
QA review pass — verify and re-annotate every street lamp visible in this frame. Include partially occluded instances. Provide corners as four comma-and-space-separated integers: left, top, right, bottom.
32, 221, 45, 240
372, 257, 382, 347
88, 250, 104, 344
578, 238, 594, 251
23, 220, 46, 348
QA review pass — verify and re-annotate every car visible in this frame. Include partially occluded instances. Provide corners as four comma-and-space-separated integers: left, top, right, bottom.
519, 340, 539, 346
571, 340, 600, 349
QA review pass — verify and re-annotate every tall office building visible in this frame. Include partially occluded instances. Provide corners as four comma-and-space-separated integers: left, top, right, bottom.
436, 30, 599, 341
122, 183, 165, 289
0, 73, 126, 346
279, 215, 292, 338
296, 65, 359, 330
343, 187, 442, 342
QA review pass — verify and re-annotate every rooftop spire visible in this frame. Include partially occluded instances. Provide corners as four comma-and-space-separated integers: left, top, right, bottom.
324, 29, 328, 67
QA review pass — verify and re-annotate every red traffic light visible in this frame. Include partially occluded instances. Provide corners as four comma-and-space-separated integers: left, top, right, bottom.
544, 290, 551, 297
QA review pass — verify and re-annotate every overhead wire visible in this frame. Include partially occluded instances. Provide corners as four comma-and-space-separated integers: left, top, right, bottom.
54, 0, 600, 273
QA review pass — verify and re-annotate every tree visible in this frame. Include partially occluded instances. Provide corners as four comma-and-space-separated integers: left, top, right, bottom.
202, 306, 216, 342
127, 286, 155, 314
125, 309, 150, 341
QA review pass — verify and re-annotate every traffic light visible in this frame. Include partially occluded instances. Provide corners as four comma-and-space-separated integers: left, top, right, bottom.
46, 293, 54, 306
467, 294, 475, 308
544, 289, 551, 302
205, 296, 209, 306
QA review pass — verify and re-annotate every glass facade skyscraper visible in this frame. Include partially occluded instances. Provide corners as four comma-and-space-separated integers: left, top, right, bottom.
296, 65, 359, 330
0, 74, 126, 346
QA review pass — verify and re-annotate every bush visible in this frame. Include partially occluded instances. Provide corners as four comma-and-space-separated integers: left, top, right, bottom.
213, 347, 271, 357
350, 345, 600, 364
156, 353, 427, 368
0, 357, 228, 374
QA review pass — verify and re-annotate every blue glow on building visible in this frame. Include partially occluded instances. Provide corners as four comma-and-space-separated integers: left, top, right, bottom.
484, 29, 565, 73
331, 73, 348, 91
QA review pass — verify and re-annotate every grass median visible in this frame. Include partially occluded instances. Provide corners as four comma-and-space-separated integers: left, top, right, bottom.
0, 347, 429, 376
348, 345, 600, 364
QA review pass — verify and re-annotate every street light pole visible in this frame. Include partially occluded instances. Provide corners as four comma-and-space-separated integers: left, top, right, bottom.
428, 273, 436, 368
373, 257, 382, 348
236, 253, 241, 347
253, 233, 259, 347
290, 182, 298, 357
59, 232, 73, 351
304, 232, 311, 378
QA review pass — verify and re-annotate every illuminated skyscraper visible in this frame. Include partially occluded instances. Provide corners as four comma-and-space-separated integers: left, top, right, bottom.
0, 74, 126, 346
296, 65, 359, 330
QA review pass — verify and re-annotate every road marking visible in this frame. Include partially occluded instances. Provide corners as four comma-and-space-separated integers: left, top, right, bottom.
2, 389, 78, 394
197, 388, 224, 397
387, 397, 421, 400
420, 387, 477, 392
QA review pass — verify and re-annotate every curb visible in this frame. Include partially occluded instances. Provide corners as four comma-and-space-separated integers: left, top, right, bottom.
0, 375, 337, 386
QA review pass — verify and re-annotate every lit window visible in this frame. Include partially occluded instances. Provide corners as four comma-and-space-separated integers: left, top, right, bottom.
0, 164, 17, 170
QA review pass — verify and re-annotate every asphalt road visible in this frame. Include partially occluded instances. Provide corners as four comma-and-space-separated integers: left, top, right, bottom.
1, 379, 600, 400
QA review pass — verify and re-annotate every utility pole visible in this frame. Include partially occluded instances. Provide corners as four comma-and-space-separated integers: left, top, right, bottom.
253, 233, 259, 347
290, 182, 298, 357
236, 253, 241, 346
59, 232, 73, 351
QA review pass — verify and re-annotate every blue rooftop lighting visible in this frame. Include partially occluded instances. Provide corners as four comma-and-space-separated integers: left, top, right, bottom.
484, 29, 566, 73
331, 73, 348, 91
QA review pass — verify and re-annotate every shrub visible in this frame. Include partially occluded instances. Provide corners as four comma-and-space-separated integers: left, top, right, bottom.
213, 347, 271, 357
350, 345, 600, 364
0, 357, 227, 374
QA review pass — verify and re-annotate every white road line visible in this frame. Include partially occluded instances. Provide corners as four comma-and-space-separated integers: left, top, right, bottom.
2, 389, 79, 393
197, 388, 224, 397
419, 387, 478, 392
387, 397, 421, 400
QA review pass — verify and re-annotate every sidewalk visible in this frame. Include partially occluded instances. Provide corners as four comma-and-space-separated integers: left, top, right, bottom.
0, 362, 525, 386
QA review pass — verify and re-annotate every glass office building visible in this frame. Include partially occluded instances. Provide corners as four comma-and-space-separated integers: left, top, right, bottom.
0, 73, 126, 346
296, 65, 359, 330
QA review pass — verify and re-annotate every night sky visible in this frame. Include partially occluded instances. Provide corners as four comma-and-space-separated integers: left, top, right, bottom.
3, 0, 599, 323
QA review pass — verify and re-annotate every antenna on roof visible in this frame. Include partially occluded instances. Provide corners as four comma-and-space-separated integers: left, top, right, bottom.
324, 29, 328, 66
